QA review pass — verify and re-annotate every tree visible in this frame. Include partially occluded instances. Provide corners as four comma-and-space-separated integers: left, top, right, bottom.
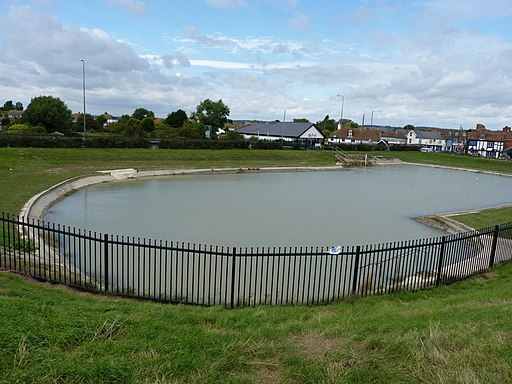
165, 109, 188, 128
316, 115, 337, 133
132, 108, 154, 120
1, 116, 10, 127
22, 96, 73, 133
14, 102, 23, 111
404, 124, 415, 131
110, 117, 147, 138
75, 113, 101, 132
3, 123, 46, 135
95, 114, 107, 129
293, 118, 310, 122
2, 100, 14, 111
194, 99, 230, 133
140, 117, 155, 133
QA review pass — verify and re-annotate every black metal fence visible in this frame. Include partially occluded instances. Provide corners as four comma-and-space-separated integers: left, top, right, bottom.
1, 213, 511, 307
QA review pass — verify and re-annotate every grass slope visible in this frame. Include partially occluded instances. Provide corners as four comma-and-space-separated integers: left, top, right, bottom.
0, 148, 335, 215
1, 264, 512, 383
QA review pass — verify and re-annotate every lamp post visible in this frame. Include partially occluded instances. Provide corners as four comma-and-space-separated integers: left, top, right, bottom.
81, 59, 86, 138
370, 110, 381, 127
336, 93, 344, 129
360, 113, 365, 144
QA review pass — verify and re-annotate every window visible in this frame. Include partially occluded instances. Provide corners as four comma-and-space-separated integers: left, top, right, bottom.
348, 129, 353, 137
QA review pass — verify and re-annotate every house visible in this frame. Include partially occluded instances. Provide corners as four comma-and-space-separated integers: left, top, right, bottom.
442, 127, 467, 153
99, 112, 118, 127
236, 122, 324, 148
7, 110, 23, 120
406, 130, 446, 151
467, 125, 512, 159
379, 129, 408, 146
329, 127, 381, 145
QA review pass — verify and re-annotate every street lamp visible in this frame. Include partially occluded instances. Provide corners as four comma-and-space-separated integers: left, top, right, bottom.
370, 110, 381, 127
81, 59, 86, 138
336, 93, 344, 129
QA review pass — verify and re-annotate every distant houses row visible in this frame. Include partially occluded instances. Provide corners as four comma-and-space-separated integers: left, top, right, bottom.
236, 122, 512, 159
3, 108, 512, 159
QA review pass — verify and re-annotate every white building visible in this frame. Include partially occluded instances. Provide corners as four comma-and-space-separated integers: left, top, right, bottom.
237, 122, 324, 148
406, 130, 446, 151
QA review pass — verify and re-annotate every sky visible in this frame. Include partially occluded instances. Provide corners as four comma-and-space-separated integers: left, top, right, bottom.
1, 0, 512, 130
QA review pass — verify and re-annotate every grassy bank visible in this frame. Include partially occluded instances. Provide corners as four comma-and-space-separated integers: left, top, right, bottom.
1, 263, 512, 383
1, 148, 512, 383
0, 148, 335, 215
449, 206, 512, 229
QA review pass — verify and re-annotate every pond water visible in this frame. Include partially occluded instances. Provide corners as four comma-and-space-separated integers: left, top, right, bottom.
44, 165, 512, 248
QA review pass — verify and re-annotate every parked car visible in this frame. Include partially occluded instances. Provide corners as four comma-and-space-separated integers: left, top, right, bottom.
420, 147, 433, 152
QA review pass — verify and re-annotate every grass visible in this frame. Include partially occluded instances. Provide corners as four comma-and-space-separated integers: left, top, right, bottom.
450, 206, 512, 230
380, 151, 512, 176
1, 264, 511, 383
0, 148, 334, 215
0, 147, 511, 382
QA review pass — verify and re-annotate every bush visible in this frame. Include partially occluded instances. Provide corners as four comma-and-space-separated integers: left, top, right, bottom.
0, 134, 150, 148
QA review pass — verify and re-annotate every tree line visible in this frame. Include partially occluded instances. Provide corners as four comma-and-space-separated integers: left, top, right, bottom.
0, 95, 396, 143
0, 96, 232, 141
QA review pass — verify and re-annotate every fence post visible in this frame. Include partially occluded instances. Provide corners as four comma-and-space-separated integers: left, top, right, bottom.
351, 246, 361, 295
103, 233, 109, 293
230, 248, 237, 308
436, 236, 446, 287
488, 225, 500, 269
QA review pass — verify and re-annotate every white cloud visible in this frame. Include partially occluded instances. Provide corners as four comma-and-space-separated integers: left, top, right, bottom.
189, 59, 316, 69
174, 29, 321, 58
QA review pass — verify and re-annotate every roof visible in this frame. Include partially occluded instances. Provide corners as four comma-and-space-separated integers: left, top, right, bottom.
467, 129, 512, 141
331, 127, 381, 142
411, 130, 444, 140
379, 129, 407, 139
7, 110, 23, 118
237, 122, 322, 138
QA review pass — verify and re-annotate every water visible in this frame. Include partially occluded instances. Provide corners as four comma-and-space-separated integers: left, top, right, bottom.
44, 165, 512, 247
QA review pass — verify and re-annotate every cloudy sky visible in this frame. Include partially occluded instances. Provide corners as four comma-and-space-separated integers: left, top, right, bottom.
1, 0, 512, 129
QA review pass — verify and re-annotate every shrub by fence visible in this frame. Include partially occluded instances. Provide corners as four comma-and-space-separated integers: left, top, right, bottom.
1, 213, 511, 307
0, 134, 151, 148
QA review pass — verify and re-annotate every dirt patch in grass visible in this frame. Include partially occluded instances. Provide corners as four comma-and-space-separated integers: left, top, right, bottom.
250, 360, 284, 384
290, 331, 343, 359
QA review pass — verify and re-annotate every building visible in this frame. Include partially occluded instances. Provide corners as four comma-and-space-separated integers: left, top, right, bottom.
406, 130, 446, 151
7, 110, 23, 120
442, 127, 467, 153
467, 126, 512, 159
379, 129, 408, 146
237, 122, 324, 148
329, 127, 381, 145
99, 112, 118, 127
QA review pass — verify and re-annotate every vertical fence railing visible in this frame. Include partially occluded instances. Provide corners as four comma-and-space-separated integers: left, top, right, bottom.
1, 213, 512, 307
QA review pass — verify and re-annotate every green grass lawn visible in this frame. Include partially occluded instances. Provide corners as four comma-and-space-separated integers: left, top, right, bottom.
1, 263, 512, 383
1, 148, 335, 215
450, 206, 512, 230
1, 147, 512, 383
